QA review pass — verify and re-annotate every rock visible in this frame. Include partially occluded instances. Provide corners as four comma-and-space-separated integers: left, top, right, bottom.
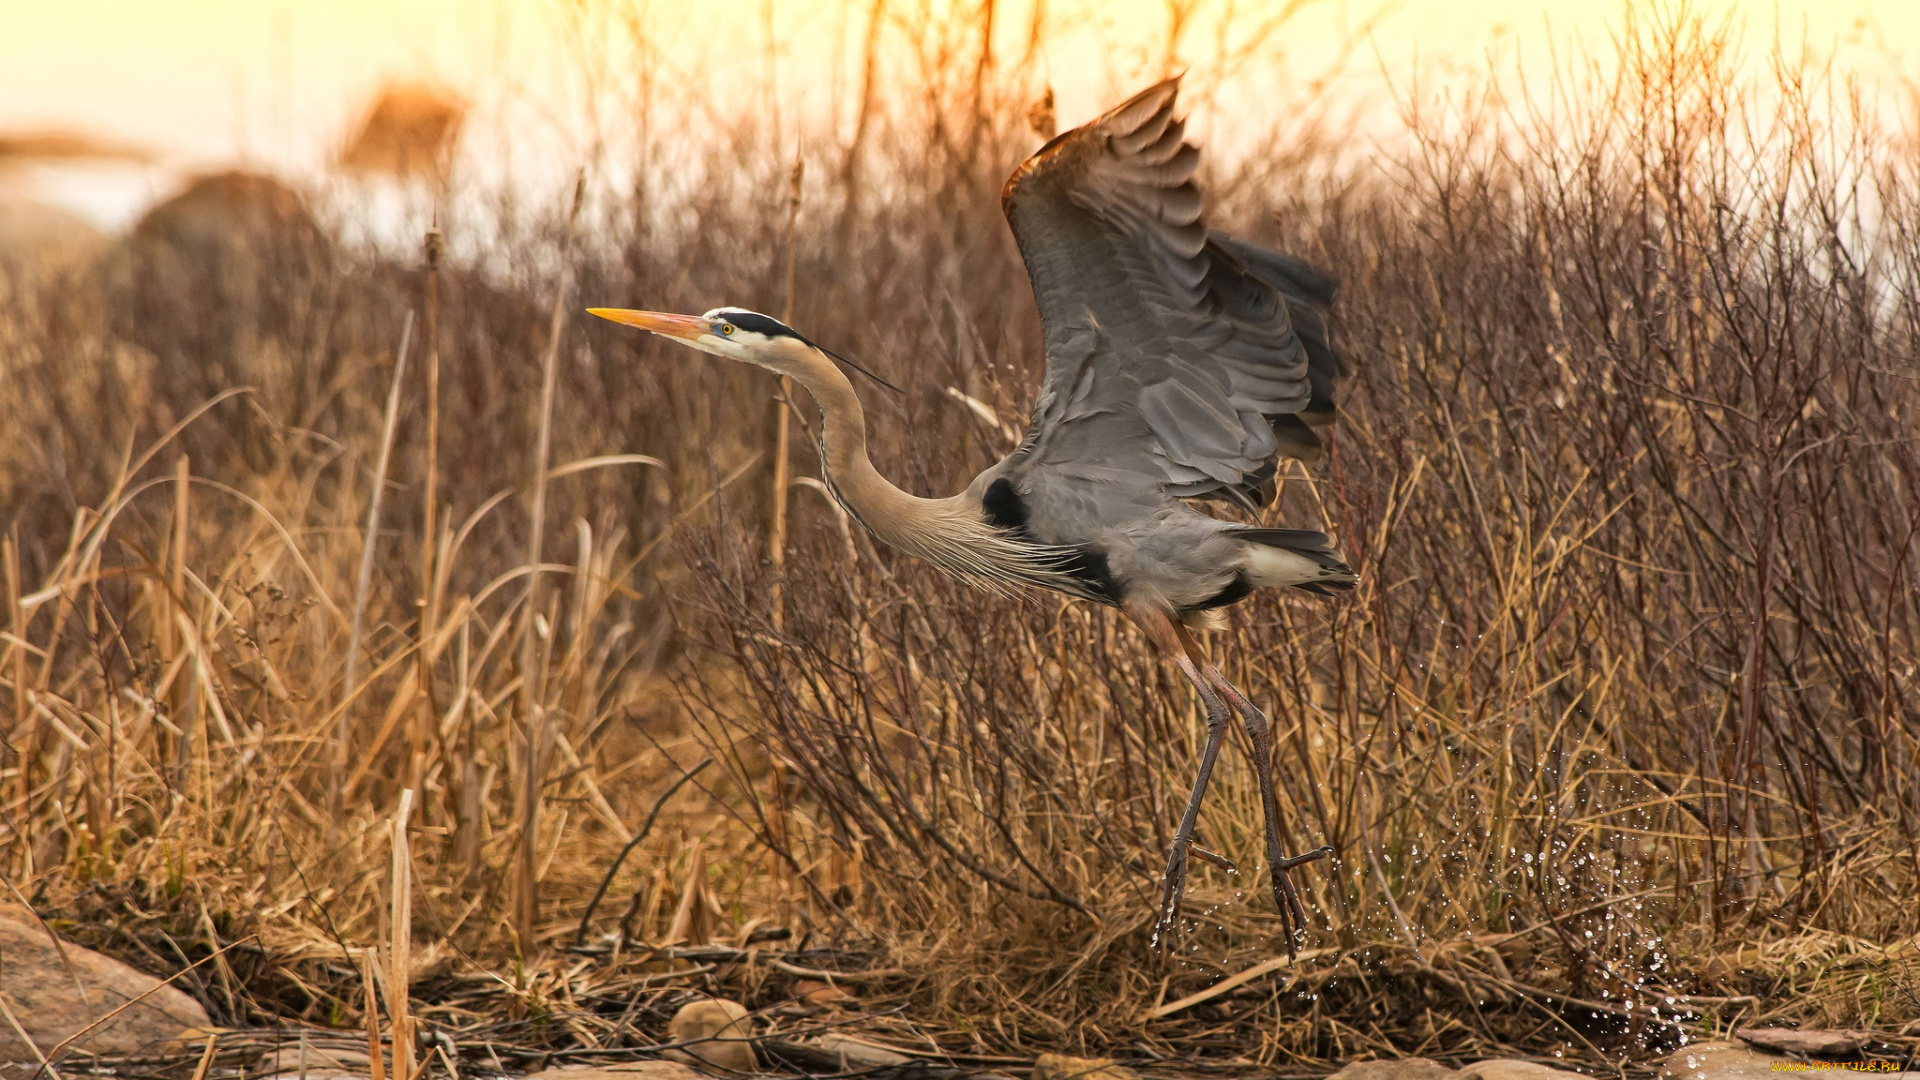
1661, 1041, 1789, 1080
0, 131, 148, 163
522, 1066, 703, 1080
1459, 1062, 1584, 1080
252, 1040, 373, 1079
1668, 1041, 1919, 1080
1736, 1029, 1870, 1057
0, 913, 211, 1065
801, 1036, 910, 1069
1326, 1060, 1461, 1080
0, 196, 106, 275
98, 170, 334, 412
1032, 1055, 1140, 1080
252, 1065, 364, 1080
666, 999, 756, 1074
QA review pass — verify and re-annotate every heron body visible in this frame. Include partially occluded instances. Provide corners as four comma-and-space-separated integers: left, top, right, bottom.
591, 76, 1353, 951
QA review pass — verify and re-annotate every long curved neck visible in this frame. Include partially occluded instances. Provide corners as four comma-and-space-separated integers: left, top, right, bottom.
778, 342, 959, 551
772, 339, 1077, 595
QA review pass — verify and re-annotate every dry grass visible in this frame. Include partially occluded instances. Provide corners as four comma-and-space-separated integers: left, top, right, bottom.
1, 2, 1917, 1075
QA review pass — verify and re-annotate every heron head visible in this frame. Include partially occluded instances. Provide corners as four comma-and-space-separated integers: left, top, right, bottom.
587, 306, 805, 369
589, 305, 902, 392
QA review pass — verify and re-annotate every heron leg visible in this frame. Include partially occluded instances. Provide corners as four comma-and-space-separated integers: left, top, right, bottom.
1225, 678, 1331, 954
1177, 627, 1333, 957
1152, 652, 1232, 947
1128, 602, 1234, 948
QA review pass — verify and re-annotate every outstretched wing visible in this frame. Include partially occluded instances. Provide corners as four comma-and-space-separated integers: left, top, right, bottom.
1001, 77, 1344, 506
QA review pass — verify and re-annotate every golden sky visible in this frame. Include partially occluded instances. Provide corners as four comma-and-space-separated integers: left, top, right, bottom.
2, 0, 1915, 224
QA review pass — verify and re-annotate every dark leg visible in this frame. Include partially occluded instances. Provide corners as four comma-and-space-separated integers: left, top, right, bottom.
1152, 653, 1232, 947
1178, 628, 1332, 957
1127, 603, 1235, 948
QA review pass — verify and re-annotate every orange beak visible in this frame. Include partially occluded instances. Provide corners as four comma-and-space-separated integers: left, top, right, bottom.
586, 308, 709, 341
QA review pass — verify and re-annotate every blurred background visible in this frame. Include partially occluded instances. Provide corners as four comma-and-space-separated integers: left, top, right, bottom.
4, 0, 1918, 233
2, 0, 1918, 1071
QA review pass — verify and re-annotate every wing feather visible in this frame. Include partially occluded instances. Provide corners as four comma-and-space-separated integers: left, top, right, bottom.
1001, 76, 1345, 505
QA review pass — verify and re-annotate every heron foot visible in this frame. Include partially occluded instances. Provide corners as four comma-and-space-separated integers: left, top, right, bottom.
1150, 836, 1240, 946
1268, 844, 1335, 952
1150, 839, 1190, 947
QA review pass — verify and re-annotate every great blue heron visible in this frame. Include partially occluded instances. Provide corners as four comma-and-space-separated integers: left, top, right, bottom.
591, 77, 1353, 951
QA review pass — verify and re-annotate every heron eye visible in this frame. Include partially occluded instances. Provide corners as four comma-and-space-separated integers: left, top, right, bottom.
720, 323, 734, 335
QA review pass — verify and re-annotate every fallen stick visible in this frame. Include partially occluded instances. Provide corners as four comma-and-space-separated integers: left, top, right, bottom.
765, 958, 905, 983
1146, 947, 1336, 1019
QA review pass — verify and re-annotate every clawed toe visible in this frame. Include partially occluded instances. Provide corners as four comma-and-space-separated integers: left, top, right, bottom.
1151, 837, 1246, 946
1269, 844, 1335, 956
1276, 844, 1334, 871
1189, 842, 1238, 873
1151, 843, 1191, 946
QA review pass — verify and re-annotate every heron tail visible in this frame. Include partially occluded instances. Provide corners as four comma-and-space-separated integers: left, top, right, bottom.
1232, 528, 1358, 596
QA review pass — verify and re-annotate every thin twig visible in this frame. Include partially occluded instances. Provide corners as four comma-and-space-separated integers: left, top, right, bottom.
338, 310, 416, 815
574, 757, 714, 945
515, 170, 587, 952
768, 155, 805, 629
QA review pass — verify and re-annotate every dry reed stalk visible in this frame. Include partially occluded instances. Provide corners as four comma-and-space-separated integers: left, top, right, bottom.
514, 172, 587, 952
768, 156, 805, 630
338, 311, 415, 814
452, 616, 481, 868
187, 1032, 218, 1080
1, 531, 23, 881
416, 225, 446, 795
835, 0, 885, 242
362, 946, 387, 1080
766, 758, 790, 920
168, 454, 193, 791
389, 788, 416, 1080
664, 837, 708, 947
4, 533, 22, 758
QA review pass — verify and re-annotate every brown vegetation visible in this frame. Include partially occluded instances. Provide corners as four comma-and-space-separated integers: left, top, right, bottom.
0, 3, 1916, 1075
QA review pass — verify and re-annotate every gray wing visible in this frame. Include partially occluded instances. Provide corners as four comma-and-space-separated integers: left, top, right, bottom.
1000, 76, 1344, 507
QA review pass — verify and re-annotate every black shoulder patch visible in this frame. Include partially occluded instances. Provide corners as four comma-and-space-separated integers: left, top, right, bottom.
980, 479, 1119, 604
981, 478, 1029, 531
1060, 547, 1121, 604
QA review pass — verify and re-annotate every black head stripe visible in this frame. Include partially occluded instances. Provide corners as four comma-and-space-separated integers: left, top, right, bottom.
713, 308, 904, 395
715, 309, 800, 340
